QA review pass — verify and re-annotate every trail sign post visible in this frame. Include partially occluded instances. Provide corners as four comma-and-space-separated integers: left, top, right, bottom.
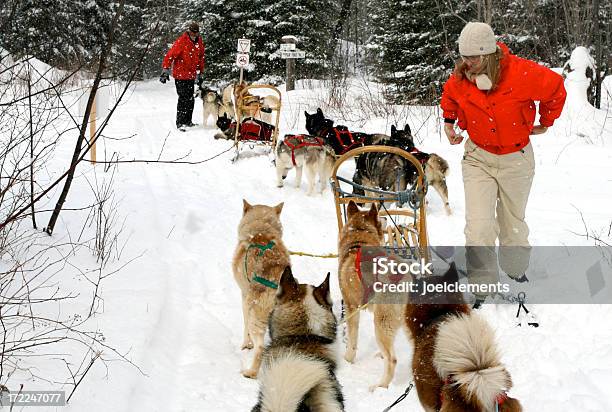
279, 36, 305, 91
236, 39, 251, 84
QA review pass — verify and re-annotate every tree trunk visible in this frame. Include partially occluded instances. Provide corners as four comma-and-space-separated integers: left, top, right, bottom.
333, 0, 353, 44
593, 0, 602, 109
27, 62, 37, 229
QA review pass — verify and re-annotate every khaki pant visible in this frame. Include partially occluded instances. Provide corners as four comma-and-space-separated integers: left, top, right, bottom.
462, 139, 535, 292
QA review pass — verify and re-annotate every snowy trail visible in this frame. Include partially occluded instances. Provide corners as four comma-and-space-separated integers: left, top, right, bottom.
54, 79, 612, 411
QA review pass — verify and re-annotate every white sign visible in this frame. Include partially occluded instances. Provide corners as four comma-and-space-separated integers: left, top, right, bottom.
237, 39, 251, 53
279, 50, 305, 59
279, 43, 296, 51
236, 53, 250, 67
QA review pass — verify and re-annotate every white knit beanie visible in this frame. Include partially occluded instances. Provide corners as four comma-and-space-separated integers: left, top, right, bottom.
458, 22, 496, 56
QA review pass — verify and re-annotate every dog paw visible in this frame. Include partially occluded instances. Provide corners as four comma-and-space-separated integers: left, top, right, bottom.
276, 183, 284, 188
368, 382, 389, 392
241, 341, 254, 350
242, 369, 258, 379
374, 351, 384, 359
344, 350, 356, 363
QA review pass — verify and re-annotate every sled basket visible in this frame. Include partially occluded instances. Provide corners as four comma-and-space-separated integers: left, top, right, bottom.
330, 145, 429, 259
234, 84, 282, 148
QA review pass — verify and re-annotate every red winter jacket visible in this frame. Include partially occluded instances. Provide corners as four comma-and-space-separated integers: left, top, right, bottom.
441, 43, 566, 154
162, 32, 205, 80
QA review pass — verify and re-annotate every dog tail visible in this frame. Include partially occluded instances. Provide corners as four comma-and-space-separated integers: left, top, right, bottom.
257, 351, 330, 412
428, 153, 449, 177
433, 313, 512, 409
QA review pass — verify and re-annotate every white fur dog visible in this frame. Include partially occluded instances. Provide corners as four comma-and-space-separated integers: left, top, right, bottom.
220, 84, 236, 119
202, 90, 222, 127
275, 135, 335, 196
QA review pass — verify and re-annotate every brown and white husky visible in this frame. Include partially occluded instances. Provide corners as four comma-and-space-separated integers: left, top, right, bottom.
232, 200, 290, 379
405, 264, 522, 412
338, 201, 407, 391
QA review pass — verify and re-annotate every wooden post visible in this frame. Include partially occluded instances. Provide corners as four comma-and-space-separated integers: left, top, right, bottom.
90, 93, 97, 164
281, 36, 297, 91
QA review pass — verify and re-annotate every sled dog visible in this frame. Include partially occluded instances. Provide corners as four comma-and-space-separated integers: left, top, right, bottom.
338, 201, 407, 391
200, 88, 222, 127
405, 264, 522, 412
214, 112, 234, 140
275, 135, 335, 195
232, 200, 290, 379
304, 108, 387, 155
220, 83, 236, 120
251, 267, 345, 412
353, 124, 452, 215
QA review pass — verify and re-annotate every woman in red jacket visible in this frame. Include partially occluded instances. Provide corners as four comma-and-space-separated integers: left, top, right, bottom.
160, 22, 205, 130
441, 22, 566, 305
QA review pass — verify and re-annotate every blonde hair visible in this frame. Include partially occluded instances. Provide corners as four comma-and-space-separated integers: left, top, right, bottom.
453, 47, 504, 91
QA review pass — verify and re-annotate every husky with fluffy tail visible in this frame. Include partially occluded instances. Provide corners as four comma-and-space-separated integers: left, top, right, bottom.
405, 264, 522, 412
251, 267, 344, 412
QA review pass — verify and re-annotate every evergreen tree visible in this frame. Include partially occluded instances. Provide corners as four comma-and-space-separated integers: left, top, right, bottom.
183, 0, 246, 83
0, 0, 111, 69
112, 0, 183, 79
184, 0, 338, 84
369, 0, 475, 103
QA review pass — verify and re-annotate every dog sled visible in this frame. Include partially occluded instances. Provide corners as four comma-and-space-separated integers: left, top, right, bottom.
232, 84, 282, 160
330, 145, 429, 259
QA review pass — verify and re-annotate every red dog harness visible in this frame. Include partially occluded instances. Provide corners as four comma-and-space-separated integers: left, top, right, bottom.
283, 134, 324, 165
409, 147, 430, 167
332, 127, 365, 154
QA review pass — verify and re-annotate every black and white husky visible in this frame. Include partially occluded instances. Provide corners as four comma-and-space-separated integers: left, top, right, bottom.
251, 267, 344, 412
275, 135, 335, 195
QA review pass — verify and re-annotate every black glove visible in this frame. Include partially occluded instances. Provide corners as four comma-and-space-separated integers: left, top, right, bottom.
196, 72, 204, 86
160, 68, 170, 84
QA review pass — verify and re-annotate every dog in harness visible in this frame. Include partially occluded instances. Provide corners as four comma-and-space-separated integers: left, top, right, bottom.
214, 113, 275, 142
275, 134, 335, 195
404, 264, 522, 412
352, 124, 452, 215
304, 108, 386, 155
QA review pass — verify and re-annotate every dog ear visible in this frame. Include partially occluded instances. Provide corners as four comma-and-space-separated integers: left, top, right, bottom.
277, 266, 298, 300
274, 202, 284, 215
317, 108, 323, 115
242, 199, 252, 215
441, 262, 459, 283
304, 111, 310, 119
347, 200, 360, 217
404, 124, 412, 134
313, 272, 333, 307
391, 125, 397, 134
368, 203, 379, 221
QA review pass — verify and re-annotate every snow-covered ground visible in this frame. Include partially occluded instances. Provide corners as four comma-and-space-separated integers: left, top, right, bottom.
3, 68, 612, 411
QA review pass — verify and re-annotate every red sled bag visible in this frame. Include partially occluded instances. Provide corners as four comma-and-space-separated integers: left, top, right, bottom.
239, 118, 275, 142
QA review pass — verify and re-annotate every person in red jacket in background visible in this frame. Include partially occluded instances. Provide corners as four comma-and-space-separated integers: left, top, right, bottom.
441, 22, 566, 307
160, 21, 205, 130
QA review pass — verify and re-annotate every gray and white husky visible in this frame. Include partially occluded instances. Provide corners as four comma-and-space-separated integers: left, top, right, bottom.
275, 135, 335, 196
251, 267, 344, 412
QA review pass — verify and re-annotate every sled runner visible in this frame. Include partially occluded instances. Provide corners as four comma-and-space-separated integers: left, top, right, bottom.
233, 84, 281, 160
330, 145, 429, 257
